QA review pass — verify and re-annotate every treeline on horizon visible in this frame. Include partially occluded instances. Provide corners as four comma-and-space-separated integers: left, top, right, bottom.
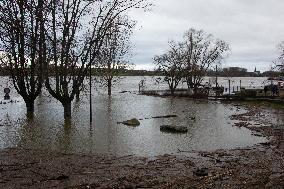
1, 66, 282, 77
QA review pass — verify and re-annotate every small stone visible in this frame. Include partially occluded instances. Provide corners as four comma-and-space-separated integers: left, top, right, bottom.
120, 118, 140, 126
193, 168, 208, 177
55, 175, 69, 180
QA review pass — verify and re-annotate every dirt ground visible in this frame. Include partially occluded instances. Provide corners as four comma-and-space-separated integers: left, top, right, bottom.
0, 104, 284, 189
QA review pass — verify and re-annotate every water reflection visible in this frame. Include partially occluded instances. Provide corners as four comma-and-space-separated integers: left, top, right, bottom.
56, 120, 72, 153
0, 76, 275, 156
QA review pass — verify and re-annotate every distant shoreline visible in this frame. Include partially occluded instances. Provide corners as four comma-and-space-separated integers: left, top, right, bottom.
0, 68, 283, 77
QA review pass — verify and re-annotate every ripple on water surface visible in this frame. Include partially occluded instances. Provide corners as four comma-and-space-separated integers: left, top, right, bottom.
0, 76, 270, 156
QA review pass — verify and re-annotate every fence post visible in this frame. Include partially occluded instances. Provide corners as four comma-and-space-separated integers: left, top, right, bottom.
229, 80, 231, 95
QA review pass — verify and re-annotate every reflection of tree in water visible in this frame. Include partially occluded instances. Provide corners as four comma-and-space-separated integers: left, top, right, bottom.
168, 98, 177, 117
56, 119, 73, 154
73, 99, 81, 115
105, 96, 114, 154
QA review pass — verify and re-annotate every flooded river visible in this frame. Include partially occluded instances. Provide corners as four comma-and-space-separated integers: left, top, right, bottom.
0, 76, 272, 156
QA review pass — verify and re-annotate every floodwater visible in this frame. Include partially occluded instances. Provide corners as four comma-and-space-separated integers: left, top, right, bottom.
0, 76, 273, 156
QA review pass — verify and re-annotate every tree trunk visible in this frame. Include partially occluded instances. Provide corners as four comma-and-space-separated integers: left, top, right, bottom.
193, 87, 199, 97
170, 88, 174, 96
24, 99, 35, 119
63, 102, 72, 119
25, 100, 35, 115
107, 79, 112, 96
76, 90, 80, 101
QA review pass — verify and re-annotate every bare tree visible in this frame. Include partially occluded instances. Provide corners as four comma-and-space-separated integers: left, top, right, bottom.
0, 0, 47, 115
183, 29, 229, 94
275, 42, 284, 74
154, 28, 229, 96
97, 16, 135, 96
154, 41, 185, 95
44, 0, 150, 119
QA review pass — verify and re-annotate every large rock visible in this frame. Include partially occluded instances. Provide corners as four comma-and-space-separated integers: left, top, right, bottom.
160, 125, 188, 133
121, 118, 140, 126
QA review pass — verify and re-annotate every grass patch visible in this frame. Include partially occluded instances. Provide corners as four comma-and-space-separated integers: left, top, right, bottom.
241, 99, 284, 110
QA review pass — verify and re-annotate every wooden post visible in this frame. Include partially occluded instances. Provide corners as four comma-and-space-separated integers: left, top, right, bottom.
215, 65, 218, 88
89, 58, 93, 123
229, 80, 231, 95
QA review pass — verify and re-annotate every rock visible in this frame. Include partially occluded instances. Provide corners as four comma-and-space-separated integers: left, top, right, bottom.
120, 118, 140, 126
55, 175, 69, 180
193, 168, 208, 177
160, 125, 188, 133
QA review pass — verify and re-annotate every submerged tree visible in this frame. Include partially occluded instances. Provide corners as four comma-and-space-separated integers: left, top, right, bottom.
97, 16, 135, 96
154, 41, 185, 95
44, 0, 150, 119
154, 28, 229, 96
0, 0, 47, 115
183, 29, 229, 94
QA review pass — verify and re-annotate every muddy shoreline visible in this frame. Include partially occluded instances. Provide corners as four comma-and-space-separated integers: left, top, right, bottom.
0, 104, 283, 189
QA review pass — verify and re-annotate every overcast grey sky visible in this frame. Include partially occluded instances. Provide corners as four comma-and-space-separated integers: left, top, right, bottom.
129, 0, 284, 72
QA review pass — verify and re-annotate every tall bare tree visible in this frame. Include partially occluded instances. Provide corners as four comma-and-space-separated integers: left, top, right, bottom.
0, 0, 47, 115
44, 0, 150, 119
154, 28, 229, 96
154, 41, 185, 95
97, 16, 135, 96
183, 29, 229, 94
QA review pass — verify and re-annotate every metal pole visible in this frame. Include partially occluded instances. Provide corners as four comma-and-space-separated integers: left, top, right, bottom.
215, 65, 218, 88
229, 80, 231, 95
89, 60, 93, 123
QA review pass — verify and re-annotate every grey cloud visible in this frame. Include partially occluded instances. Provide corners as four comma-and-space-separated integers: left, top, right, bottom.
129, 0, 284, 71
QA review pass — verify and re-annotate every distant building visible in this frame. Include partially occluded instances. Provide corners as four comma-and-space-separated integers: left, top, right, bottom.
254, 67, 261, 75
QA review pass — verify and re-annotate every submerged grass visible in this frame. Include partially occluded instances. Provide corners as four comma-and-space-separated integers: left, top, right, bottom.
241, 99, 284, 110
